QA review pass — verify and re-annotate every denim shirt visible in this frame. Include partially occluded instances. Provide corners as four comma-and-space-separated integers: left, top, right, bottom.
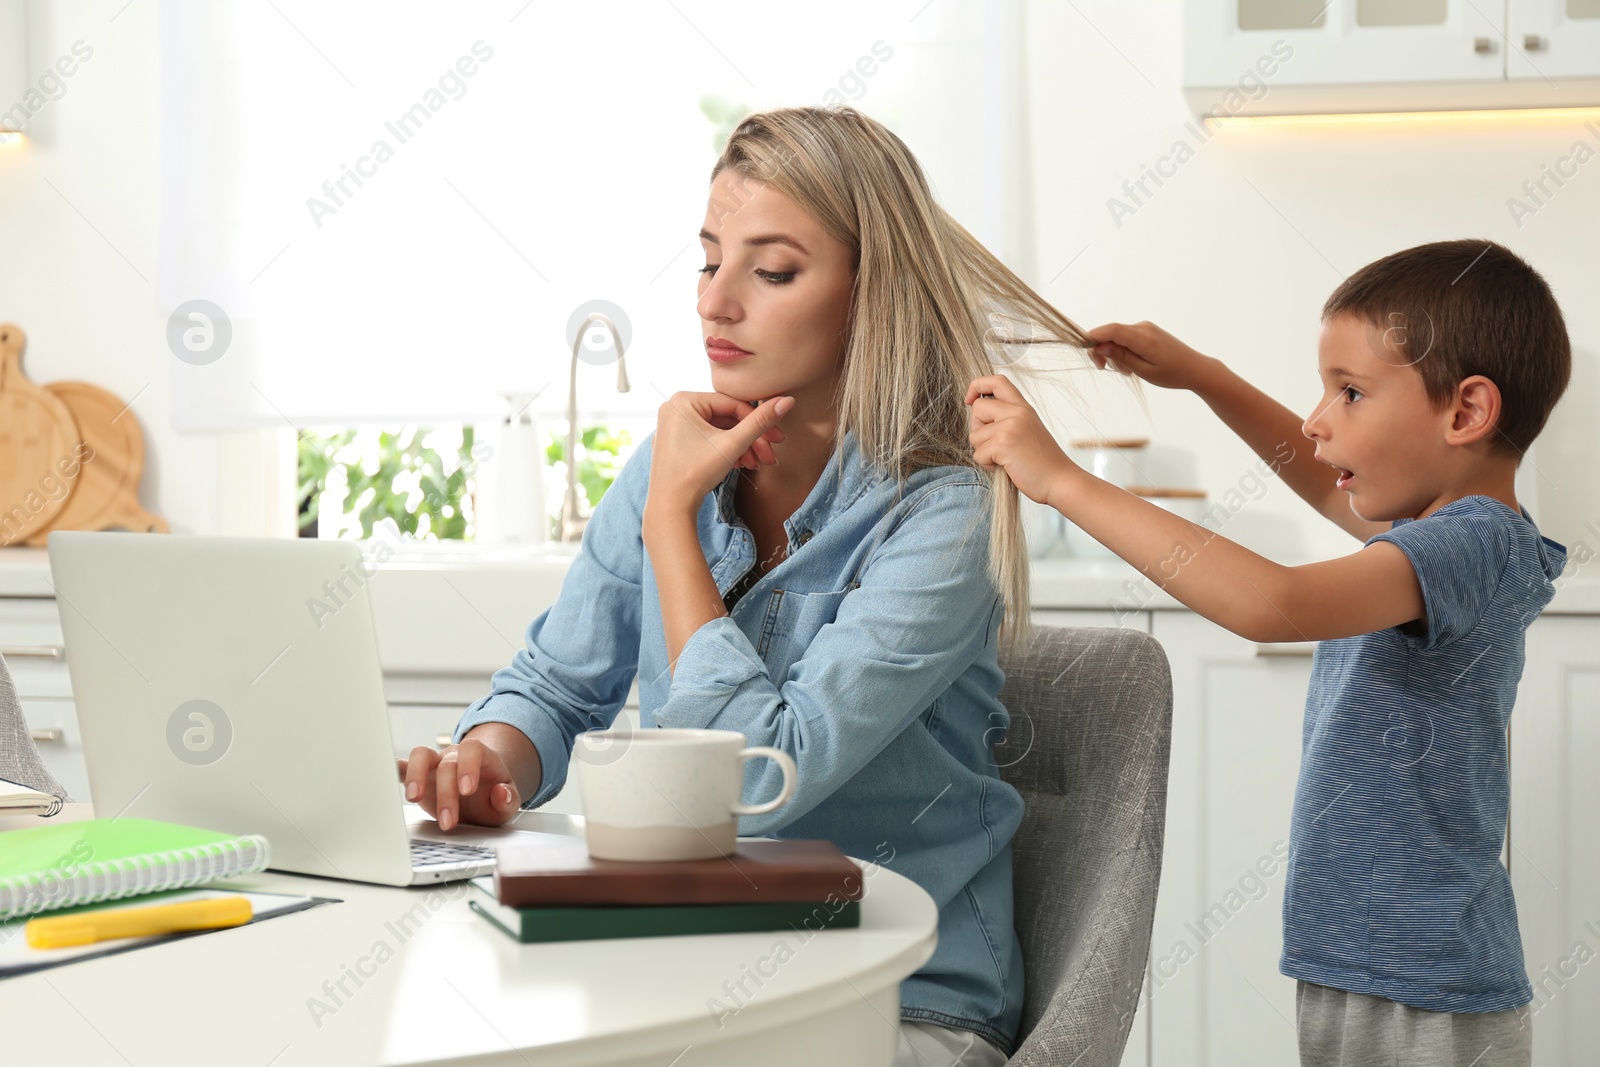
453, 430, 1027, 1054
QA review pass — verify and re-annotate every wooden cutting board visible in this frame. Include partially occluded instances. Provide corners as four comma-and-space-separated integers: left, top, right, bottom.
0, 324, 80, 547
26, 379, 168, 544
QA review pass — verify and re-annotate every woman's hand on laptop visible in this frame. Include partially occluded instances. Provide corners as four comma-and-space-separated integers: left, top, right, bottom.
398, 724, 540, 830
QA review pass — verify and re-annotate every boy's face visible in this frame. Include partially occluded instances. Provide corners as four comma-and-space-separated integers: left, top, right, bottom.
1302, 314, 1456, 523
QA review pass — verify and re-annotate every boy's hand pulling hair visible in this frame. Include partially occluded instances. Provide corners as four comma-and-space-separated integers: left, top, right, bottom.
964, 374, 1077, 509
1086, 320, 1214, 391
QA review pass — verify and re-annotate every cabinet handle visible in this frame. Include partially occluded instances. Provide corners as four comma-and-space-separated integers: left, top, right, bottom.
435, 734, 454, 751
30, 728, 63, 743
0, 645, 64, 660
1255, 642, 1317, 658
1522, 34, 1543, 51
1473, 35, 1494, 54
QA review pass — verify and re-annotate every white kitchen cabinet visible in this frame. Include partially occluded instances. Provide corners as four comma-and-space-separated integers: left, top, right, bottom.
0, 595, 88, 802
16, 697, 89, 802
1184, 0, 1600, 114
384, 670, 496, 758
0, 597, 71, 698
1032, 607, 1152, 631
1145, 611, 1310, 1067
1509, 614, 1600, 1065
1511, 0, 1600, 79
1188, 0, 1504, 88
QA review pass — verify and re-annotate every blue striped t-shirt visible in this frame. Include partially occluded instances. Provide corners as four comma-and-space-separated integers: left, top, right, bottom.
1280, 495, 1567, 1012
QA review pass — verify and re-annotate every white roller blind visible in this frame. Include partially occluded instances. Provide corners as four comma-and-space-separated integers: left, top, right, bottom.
158, 0, 1027, 428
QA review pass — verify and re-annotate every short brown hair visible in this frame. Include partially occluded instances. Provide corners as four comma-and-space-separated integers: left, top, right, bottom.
1322, 239, 1570, 456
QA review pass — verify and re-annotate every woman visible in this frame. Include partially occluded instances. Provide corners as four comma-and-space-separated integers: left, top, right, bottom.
402, 105, 1092, 1064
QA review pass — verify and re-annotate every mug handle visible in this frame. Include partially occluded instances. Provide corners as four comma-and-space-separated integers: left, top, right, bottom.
730, 746, 797, 816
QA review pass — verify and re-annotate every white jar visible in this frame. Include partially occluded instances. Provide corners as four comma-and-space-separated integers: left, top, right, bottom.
1127, 485, 1209, 525
1062, 481, 1209, 561
1068, 437, 1151, 489
1061, 438, 1152, 559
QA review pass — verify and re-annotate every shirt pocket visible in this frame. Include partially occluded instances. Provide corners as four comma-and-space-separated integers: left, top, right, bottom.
758, 587, 853, 683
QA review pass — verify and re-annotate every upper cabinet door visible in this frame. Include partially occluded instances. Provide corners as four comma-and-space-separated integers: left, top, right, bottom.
1185, 0, 1507, 91
1509, 0, 1600, 78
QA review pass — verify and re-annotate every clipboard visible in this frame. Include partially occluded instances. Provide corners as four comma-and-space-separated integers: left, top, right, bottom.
0, 887, 341, 979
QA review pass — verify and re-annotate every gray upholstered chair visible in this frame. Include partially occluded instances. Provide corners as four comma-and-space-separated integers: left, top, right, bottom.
0, 652, 69, 802
997, 625, 1173, 1067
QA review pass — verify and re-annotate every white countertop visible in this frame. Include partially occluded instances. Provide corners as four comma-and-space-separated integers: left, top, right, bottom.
3, 537, 1595, 669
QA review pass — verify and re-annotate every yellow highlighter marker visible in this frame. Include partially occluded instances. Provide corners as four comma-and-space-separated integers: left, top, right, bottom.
25, 895, 254, 949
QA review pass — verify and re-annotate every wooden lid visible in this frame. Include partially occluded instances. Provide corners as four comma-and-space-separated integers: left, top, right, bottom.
1068, 437, 1150, 450
1127, 485, 1207, 498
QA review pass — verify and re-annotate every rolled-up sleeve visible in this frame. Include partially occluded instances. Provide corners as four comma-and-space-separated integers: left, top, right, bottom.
452, 440, 651, 809
654, 479, 1000, 833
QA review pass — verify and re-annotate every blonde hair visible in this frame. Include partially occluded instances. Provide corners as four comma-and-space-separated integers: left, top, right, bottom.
711, 105, 1094, 656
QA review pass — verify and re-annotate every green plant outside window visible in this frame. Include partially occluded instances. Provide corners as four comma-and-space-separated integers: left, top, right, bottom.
297, 425, 633, 540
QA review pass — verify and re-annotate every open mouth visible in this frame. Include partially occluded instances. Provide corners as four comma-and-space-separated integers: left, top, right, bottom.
1317, 452, 1354, 489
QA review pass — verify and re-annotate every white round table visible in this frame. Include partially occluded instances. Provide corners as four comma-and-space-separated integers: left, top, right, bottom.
1, 806, 939, 1066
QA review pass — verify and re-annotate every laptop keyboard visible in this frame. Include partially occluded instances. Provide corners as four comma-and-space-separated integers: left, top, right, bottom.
410, 838, 497, 869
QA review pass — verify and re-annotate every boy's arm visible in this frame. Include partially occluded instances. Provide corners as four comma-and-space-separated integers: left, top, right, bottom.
1051, 469, 1423, 642
967, 374, 1424, 643
1087, 322, 1389, 542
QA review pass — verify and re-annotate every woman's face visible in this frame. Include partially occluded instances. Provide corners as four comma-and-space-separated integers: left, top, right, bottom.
696, 168, 857, 407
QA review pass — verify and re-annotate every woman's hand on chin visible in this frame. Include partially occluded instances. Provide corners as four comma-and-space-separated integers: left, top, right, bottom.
645, 392, 794, 517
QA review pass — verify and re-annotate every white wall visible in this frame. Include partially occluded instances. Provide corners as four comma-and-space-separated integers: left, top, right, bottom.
1022, 0, 1599, 563
4, 0, 1595, 553
4, 2, 230, 536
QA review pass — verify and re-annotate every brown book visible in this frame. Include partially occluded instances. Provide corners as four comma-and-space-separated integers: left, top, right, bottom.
492, 835, 865, 908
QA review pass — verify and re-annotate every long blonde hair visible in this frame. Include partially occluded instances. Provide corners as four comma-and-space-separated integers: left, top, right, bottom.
711, 105, 1093, 656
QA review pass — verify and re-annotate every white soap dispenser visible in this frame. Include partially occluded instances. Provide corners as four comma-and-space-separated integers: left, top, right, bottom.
488, 388, 549, 545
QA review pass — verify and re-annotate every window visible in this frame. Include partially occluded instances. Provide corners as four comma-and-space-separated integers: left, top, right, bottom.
158, 1, 1031, 536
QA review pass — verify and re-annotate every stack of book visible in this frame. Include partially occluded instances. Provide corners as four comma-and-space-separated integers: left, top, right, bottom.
469, 835, 865, 944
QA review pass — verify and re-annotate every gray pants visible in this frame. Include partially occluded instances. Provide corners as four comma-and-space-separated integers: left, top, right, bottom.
1296, 981, 1532, 1067
890, 1020, 1009, 1067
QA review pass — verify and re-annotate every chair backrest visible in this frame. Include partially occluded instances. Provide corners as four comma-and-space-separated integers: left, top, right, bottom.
0, 652, 69, 800
996, 625, 1173, 1066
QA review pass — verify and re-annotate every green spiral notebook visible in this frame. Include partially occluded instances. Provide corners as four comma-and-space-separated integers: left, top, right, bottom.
0, 818, 270, 921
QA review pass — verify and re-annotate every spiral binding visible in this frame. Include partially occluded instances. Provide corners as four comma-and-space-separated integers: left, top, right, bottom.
0, 834, 271, 921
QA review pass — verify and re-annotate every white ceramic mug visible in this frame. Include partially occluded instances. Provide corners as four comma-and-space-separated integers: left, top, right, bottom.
573, 728, 798, 861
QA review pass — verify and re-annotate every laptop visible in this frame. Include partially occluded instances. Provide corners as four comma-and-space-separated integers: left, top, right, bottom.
47, 532, 498, 887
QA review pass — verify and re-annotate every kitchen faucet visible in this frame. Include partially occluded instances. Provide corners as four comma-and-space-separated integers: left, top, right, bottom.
559, 313, 631, 542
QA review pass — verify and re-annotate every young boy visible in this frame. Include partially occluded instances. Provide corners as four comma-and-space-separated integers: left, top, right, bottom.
967, 239, 1571, 1067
